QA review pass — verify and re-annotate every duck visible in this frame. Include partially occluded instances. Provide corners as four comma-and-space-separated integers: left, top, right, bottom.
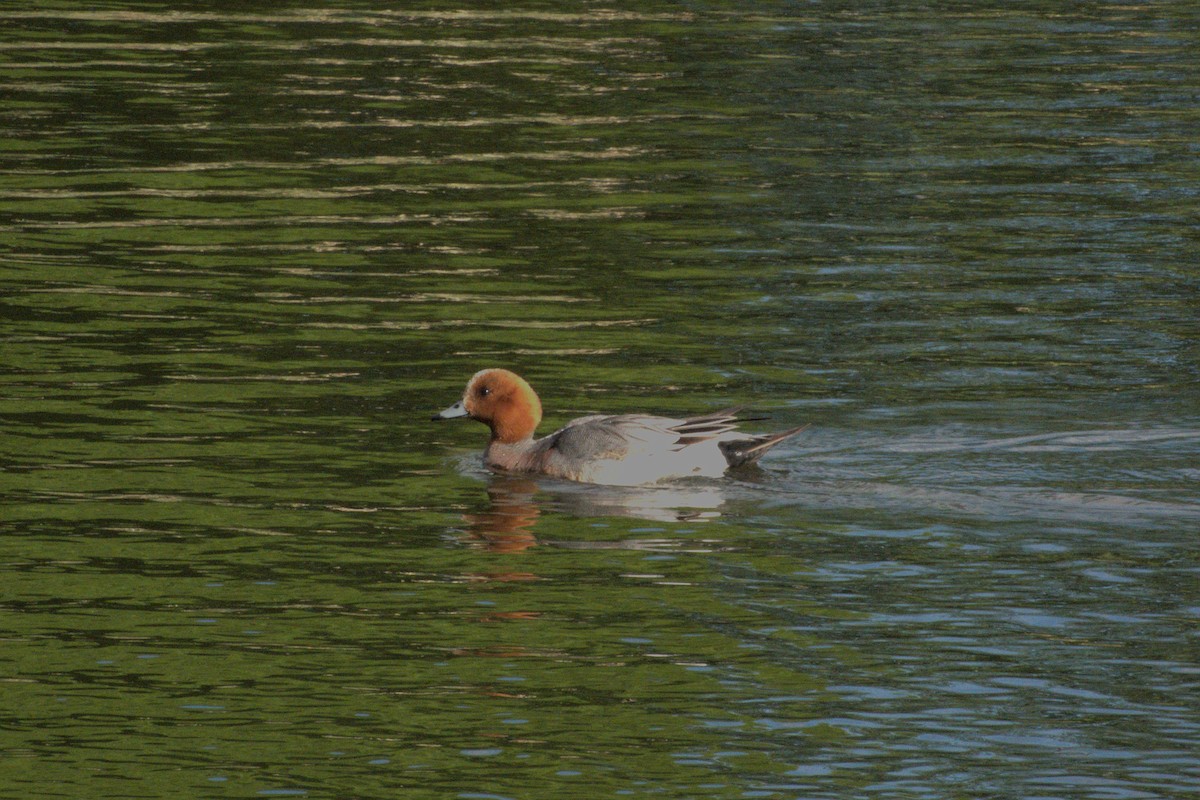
432, 368, 806, 486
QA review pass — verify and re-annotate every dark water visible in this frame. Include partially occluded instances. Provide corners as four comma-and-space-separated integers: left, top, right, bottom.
3, 3, 1199, 798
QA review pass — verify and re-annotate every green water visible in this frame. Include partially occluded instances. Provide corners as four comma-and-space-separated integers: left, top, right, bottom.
2, 3, 1199, 799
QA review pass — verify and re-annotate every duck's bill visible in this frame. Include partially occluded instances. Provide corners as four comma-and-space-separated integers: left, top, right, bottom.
431, 400, 469, 421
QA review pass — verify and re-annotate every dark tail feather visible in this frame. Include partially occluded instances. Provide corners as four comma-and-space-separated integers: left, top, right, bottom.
671, 406, 746, 447
719, 424, 809, 469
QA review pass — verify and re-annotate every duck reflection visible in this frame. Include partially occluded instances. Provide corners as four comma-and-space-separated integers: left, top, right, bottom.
461, 477, 543, 553
461, 474, 731, 552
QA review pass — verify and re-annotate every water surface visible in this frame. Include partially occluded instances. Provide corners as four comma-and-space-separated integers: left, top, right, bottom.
2, 3, 1198, 799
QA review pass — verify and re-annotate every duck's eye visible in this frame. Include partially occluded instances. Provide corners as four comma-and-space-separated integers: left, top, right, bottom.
478, 386, 491, 397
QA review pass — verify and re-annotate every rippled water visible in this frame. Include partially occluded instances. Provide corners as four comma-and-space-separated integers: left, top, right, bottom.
3, 4, 1199, 799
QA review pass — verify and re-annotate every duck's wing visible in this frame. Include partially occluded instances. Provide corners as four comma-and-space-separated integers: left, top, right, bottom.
543, 408, 747, 459
527, 408, 803, 483
537, 414, 636, 464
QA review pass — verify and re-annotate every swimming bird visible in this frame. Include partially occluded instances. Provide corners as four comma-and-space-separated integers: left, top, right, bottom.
432, 368, 806, 485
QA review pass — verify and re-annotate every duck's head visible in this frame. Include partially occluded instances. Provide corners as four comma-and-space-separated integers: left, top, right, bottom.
432, 368, 542, 443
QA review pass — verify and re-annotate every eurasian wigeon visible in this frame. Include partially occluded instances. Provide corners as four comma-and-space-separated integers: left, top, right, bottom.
433, 368, 807, 485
